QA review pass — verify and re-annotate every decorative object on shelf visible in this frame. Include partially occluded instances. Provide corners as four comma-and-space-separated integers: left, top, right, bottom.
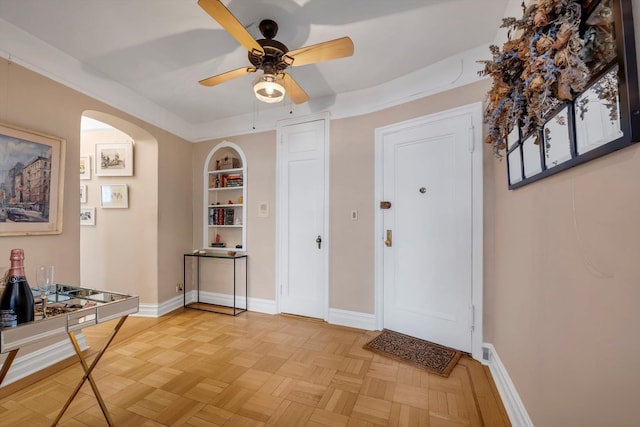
100, 184, 128, 209
479, 0, 639, 189
0, 122, 65, 236
217, 156, 240, 170
95, 141, 133, 176
80, 156, 91, 180
0, 248, 35, 327
80, 207, 96, 225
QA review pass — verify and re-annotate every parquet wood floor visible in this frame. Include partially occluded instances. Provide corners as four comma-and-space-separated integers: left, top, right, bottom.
0, 309, 511, 426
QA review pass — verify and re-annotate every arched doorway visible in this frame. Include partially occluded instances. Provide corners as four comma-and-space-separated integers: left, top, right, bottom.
80, 111, 159, 306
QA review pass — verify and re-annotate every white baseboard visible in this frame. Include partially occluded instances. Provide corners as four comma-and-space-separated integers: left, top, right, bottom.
328, 308, 376, 330
195, 291, 278, 315
137, 294, 185, 317
138, 292, 278, 317
1, 333, 87, 387
138, 296, 373, 331
246, 297, 277, 315
482, 343, 534, 427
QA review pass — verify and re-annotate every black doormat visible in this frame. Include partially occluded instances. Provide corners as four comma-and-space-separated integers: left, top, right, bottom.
364, 330, 462, 377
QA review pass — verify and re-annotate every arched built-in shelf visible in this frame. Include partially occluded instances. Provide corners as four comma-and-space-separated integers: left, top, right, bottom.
202, 141, 247, 252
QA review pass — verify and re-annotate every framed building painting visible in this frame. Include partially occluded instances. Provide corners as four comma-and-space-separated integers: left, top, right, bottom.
0, 122, 65, 236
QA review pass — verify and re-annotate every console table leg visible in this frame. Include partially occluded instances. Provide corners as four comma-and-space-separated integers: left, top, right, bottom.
0, 349, 18, 385
52, 316, 128, 426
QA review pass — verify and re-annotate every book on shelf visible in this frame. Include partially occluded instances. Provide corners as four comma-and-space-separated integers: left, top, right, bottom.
224, 208, 235, 225
209, 172, 243, 188
208, 207, 238, 226
225, 174, 243, 187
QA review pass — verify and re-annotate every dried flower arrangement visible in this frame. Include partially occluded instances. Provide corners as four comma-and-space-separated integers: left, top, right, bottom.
478, 0, 592, 156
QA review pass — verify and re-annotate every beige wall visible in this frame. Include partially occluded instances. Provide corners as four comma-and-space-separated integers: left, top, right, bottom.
80, 123, 159, 303
329, 83, 490, 313
483, 6, 640, 426
192, 64, 640, 427
191, 83, 489, 311
1, 9, 638, 423
0, 57, 192, 312
192, 132, 277, 301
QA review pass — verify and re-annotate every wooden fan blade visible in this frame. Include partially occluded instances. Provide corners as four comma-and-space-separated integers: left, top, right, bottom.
199, 67, 256, 87
283, 74, 309, 104
284, 36, 354, 67
198, 0, 264, 56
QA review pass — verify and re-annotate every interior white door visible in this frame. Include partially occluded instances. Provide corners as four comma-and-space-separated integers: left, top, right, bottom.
382, 112, 473, 352
277, 118, 328, 319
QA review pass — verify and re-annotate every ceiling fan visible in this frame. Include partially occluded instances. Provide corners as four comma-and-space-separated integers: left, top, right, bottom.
197, 0, 355, 104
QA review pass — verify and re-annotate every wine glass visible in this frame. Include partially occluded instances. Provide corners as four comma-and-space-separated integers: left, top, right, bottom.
36, 265, 54, 318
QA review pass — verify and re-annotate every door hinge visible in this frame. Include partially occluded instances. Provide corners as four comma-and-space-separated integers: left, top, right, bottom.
468, 125, 475, 153
470, 304, 475, 332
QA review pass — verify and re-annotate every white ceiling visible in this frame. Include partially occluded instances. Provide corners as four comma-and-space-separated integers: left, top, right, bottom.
0, 0, 511, 141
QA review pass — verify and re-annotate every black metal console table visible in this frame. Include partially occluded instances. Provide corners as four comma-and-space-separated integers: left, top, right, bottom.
183, 252, 248, 316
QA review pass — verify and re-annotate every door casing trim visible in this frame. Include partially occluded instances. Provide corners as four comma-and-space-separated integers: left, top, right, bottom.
373, 102, 484, 361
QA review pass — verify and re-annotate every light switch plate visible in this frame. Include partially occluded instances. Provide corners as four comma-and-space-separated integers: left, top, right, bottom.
258, 202, 269, 217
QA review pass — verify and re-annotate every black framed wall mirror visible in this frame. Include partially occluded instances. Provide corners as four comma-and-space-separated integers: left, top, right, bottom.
506, 0, 639, 189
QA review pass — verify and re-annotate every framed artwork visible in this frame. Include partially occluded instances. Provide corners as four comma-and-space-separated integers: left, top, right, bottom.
482, 0, 639, 189
80, 207, 95, 226
101, 184, 128, 209
0, 122, 65, 236
95, 141, 133, 176
80, 156, 91, 180
80, 185, 87, 204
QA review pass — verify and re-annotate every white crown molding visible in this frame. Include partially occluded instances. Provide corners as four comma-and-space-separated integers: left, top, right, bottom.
0, 17, 489, 143
0, 18, 193, 141
191, 44, 490, 141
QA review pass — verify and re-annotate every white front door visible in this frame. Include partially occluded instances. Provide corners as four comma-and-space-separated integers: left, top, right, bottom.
277, 116, 329, 319
379, 108, 478, 353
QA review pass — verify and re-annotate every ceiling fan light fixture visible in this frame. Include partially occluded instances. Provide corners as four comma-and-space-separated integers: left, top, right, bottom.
253, 72, 286, 103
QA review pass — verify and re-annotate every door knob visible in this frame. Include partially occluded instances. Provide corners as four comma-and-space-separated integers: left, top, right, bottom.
316, 235, 322, 249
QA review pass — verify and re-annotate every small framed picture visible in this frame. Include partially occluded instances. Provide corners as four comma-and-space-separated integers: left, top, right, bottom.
101, 184, 128, 209
80, 156, 91, 180
80, 185, 87, 204
80, 207, 95, 225
95, 141, 133, 176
